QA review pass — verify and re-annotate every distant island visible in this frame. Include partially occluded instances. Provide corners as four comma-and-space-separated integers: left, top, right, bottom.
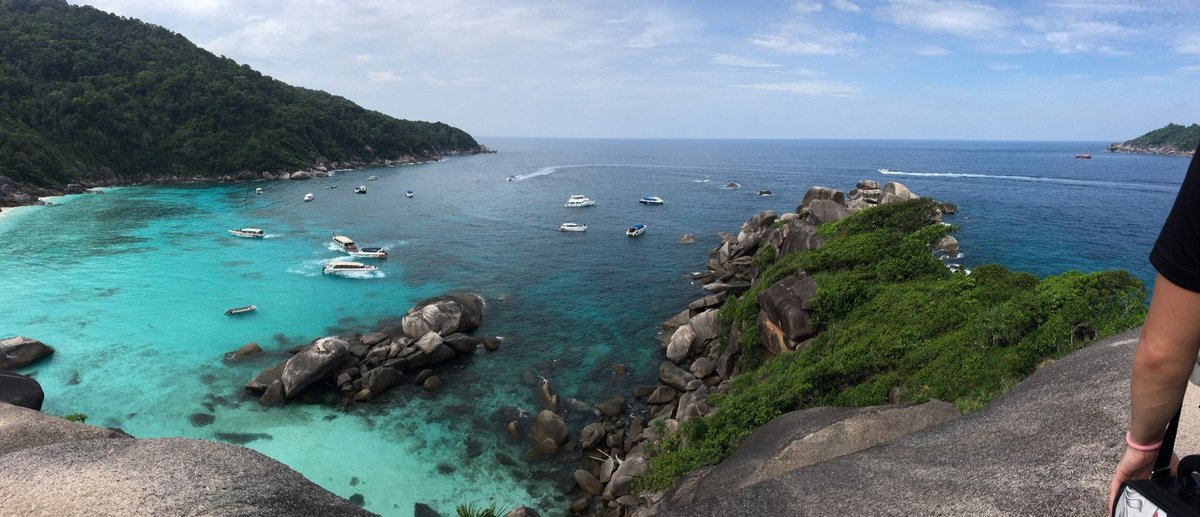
1108, 123, 1199, 157
0, 0, 487, 207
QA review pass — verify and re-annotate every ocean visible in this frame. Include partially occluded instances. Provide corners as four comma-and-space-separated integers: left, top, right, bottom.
0, 138, 1186, 515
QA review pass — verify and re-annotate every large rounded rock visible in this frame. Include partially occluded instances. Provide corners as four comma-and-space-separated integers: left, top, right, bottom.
580, 423, 606, 449
596, 396, 626, 418
0, 437, 372, 515
806, 199, 853, 225
772, 220, 823, 257
937, 235, 959, 254
756, 274, 818, 355
881, 181, 918, 202
0, 371, 43, 410
798, 186, 846, 211
659, 361, 696, 392
281, 337, 349, 398
602, 455, 648, 501
575, 469, 604, 495
401, 293, 485, 338
531, 409, 567, 446
665, 325, 696, 364
0, 336, 55, 369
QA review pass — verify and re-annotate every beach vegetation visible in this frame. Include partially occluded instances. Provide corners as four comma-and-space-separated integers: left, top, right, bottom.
638, 199, 1147, 491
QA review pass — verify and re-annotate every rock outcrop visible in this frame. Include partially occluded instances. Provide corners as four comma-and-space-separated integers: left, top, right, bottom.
0, 401, 370, 514
0, 371, 44, 410
245, 292, 493, 405
0, 336, 55, 369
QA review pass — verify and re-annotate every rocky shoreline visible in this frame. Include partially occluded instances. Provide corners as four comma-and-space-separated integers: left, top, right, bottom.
0, 145, 495, 209
1106, 142, 1194, 157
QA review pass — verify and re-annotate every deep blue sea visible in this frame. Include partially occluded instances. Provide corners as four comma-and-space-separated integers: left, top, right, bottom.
0, 138, 1187, 515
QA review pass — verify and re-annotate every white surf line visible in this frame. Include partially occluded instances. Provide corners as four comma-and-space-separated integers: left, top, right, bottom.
878, 169, 1177, 192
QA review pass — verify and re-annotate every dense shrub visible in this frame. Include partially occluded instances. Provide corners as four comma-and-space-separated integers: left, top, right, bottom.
638, 199, 1147, 491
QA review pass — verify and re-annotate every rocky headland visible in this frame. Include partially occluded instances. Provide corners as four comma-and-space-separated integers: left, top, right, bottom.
1106, 142, 1195, 157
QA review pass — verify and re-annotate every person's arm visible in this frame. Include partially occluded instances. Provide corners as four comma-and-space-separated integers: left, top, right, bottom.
1108, 273, 1200, 510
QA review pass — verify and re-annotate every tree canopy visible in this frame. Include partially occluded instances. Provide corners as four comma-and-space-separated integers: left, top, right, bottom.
0, 0, 482, 188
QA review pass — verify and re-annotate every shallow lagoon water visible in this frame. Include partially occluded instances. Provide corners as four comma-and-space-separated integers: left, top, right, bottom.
0, 138, 1186, 514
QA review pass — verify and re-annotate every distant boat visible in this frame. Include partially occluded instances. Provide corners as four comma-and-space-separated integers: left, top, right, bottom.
559, 222, 587, 232
354, 185, 367, 194
639, 196, 664, 205
224, 304, 257, 315
332, 235, 358, 252
626, 224, 646, 237
722, 182, 740, 190
507, 176, 516, 181
303, 193, 314, 202
757, 190, 774, 197
255, 187, 263, 195
1075, 153, 1092, 159
878, 168, 894, 174
323, 261, 379, 275
228, 228, 265, 239
367, 175, 378, 181
405, 190, 414, 198
349, 247, 388, 259
564, 195, 596, 207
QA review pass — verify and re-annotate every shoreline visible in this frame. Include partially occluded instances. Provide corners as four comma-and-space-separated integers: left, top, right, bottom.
0, 147, 495, 210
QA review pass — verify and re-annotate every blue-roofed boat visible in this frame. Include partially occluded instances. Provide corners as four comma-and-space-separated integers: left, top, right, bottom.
639, 196, 663, 205
626, 224, 646, 237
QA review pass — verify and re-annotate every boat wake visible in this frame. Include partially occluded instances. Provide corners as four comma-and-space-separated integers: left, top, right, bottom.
263, 234, 282, 239
877, 169, 1177, 192
511, 163, 734, 181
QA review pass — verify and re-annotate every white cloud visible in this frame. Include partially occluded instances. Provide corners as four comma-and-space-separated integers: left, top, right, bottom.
881, 0, 1010, 38
1178, 65, 1200, 74
1177, 35, 1200, 55
712, 53, 782, 68
831, 0, 861, 13
917, 45, 949, 56
366, 71, 404, 83
733, 81, 859, 97
791, 1, 823, 14
750, 30, 864, 56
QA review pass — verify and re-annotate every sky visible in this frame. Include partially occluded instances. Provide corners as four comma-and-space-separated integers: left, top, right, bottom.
67, 0, 1200, 141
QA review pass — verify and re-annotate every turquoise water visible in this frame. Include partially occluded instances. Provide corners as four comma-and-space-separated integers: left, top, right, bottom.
0, 138, 1188, 515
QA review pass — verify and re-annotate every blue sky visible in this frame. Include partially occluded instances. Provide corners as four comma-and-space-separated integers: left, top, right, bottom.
70, 0, 1200, 141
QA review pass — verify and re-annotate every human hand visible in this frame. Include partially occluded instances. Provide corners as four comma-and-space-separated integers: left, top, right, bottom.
1107, 447, 1179, 514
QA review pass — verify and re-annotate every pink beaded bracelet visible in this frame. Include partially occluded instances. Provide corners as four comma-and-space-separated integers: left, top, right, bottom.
1126, 431, 1163, 452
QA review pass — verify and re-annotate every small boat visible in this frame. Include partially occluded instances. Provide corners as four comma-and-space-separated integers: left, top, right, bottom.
722, 182, 740, 190
878, 168, 894, 174
354, 185, 367, 194
757, 190, 774, 197
303, 193, 314, 202
507, 176, 516, 181
323, 261, 379, 275
639, 196, 664, 205
1074, 153, 1092, 159
405, 190, 414, 198
626, 224, 646, 237
367, 175, 378, 181
564, 195, 596, 207
350, 247, 388, 259
559, 223, 587, 232
224, 304, 257, 315
329, 185, 338, 189
228, 228, 265, 239
332, 235, 358, 252
255, 187, 263, 195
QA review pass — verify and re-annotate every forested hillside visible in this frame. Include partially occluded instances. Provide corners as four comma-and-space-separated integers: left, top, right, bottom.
0, 0, 482, 191
1108, 123, 1199, 157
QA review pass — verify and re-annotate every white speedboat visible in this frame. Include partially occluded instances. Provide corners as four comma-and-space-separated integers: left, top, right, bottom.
405, 190, 414, 198
255, 187, 263, 195
332, 235, 358, 252
564, 195, 596, 207
639, 196, 664, 205
303, 193, 314, 202
354, 185, 367, 194
559, 223, 587, 232
367, 175, 378, 181
350, 247, 388, 259
322, 261, 379, 275
626, 224, 646, 237
228, 228, 265, 239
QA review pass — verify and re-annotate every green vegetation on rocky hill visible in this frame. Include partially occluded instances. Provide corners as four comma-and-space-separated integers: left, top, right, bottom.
0, 0, 481, 188
1114, 123, 1200, 155
639, 199, 1147, 490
